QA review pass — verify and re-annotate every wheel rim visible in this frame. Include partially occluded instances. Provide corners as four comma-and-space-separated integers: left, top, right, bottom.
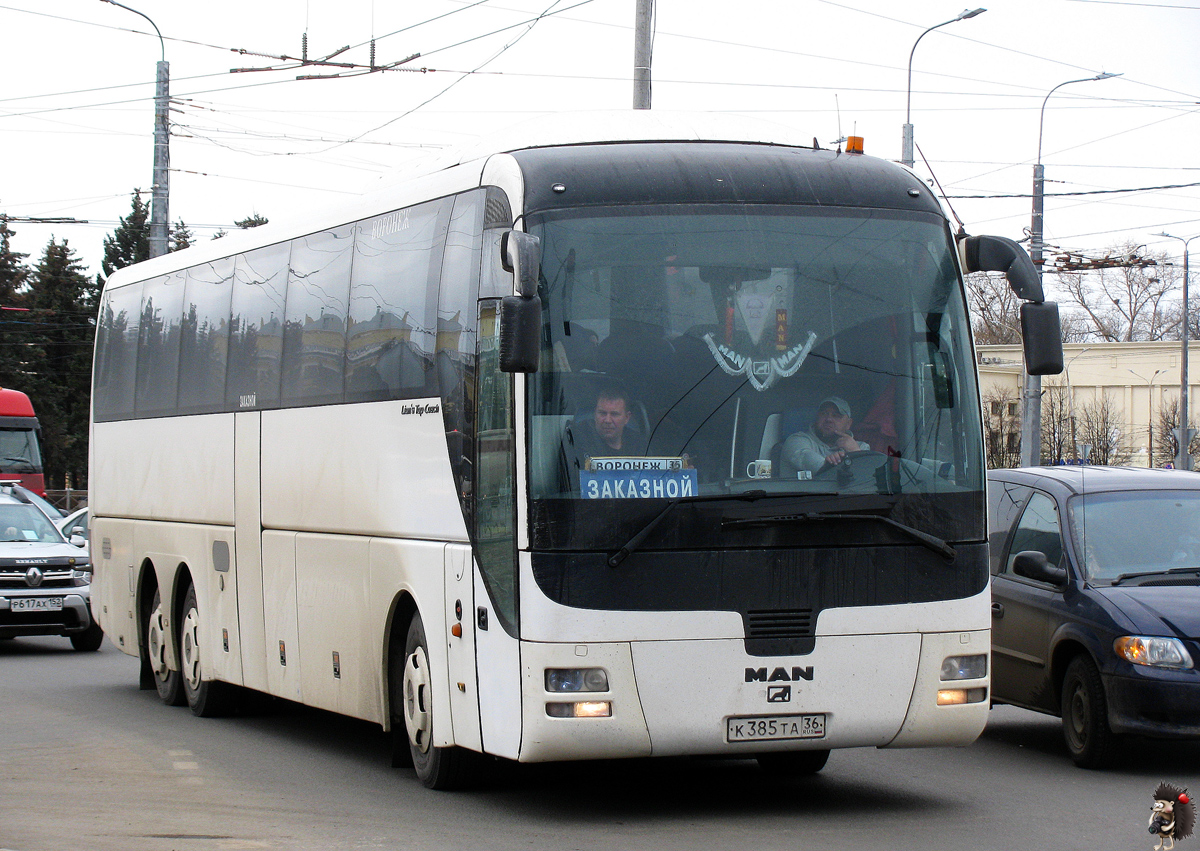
148, 602, 170, 681
403, 645, 432, 753
180, 605, 202, 692
1065, 680, 1088, 750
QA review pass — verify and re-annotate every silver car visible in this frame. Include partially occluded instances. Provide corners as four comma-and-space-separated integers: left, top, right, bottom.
0, 487, 101, 651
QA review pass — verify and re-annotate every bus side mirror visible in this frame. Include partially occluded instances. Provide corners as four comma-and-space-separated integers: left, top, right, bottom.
959, 233, 1064, 376
498, 230, 543, 373
1020, 301, 1064, 375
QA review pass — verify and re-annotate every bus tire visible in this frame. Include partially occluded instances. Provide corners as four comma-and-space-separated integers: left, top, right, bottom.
396, 614, 472, 790
756, 749, 830, 776
147, 588, 185, 706
71, 621, 104, 652
1060, 655, 1116, 768
179, 584, 236, 717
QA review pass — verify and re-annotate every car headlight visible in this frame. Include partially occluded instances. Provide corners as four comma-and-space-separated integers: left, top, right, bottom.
72, 568, 92, 585
1114, 636, 1194, 670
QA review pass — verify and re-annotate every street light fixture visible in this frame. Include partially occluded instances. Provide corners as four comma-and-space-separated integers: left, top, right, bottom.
1129, 367, 1166, 468
1156, 231, 1199, 469
901, 8, 986, 168
100, 0, 170, 259
1020, 70, 1121, 467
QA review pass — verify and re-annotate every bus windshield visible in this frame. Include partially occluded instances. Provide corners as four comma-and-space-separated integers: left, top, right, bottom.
527, 204, 983, 550
0, 427, 42, 474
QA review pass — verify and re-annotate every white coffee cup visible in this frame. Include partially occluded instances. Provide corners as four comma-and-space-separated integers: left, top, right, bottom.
746, 459, 772, 479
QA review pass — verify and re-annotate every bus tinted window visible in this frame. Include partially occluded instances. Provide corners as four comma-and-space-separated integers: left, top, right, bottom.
227, 242, 290, 410
94, 283, 142, 421
346, 198, 452, 402
136, 270, 185, 417
282, 225, 354, 407
178, 258, 234, 415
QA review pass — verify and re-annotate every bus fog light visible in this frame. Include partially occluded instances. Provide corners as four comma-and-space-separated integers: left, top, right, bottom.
545, 668, 609, 692
937, 687, 987, 705
546, 701, 612, 718
940, 654, 987, 680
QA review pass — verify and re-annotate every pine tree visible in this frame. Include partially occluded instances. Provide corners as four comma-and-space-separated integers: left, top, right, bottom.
235, 213, 269, 229
0, 220, 31, 389
170, 219, 194, 252
24, 238, 98, 488
100, 190, 151, 279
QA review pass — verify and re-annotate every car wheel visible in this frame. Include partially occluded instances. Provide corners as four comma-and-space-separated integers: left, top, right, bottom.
71, 620, 104, 652
756, 750, 830, 776
147, 588, 185, 706
179, 584, 235, 717
393, 614, 473, 789
1060, 655, 1116, 768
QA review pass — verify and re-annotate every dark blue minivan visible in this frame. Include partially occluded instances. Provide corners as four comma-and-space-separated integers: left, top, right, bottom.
987, 466, 1200, 767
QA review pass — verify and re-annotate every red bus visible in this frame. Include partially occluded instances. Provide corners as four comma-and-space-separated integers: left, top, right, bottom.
0, 388, 45, 495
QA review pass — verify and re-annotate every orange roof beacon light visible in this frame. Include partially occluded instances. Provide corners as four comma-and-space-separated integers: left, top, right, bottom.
845, 136, 864, 155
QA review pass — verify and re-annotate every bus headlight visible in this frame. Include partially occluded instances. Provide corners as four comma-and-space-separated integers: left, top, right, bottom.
545, 668, 609, 692
1114, 636, 1194, 669
940, 654, 987, 680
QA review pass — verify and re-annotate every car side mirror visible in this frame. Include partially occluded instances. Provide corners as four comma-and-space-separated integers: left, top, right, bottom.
70, 533, 86, 548
1012, 550, 1067, 585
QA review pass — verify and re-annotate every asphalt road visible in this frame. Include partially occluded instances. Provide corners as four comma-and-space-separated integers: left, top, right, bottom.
3, 635, 1198, 851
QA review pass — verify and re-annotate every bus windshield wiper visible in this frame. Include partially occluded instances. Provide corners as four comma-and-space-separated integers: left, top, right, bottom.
1111, 566, 1200, 585
607, 490, 814, 568
722, 511, 956, 561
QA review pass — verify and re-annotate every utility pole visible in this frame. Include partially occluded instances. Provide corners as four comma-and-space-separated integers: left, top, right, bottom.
633, 0, 653, 109
152, 58, 170, 258
101, 1, 169, 258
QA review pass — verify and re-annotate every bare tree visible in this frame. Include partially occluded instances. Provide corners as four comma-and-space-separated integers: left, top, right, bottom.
1077, 391, 1131, 466
1040, 380, 1074, 465
1054, 243, 1176, 342
965, 272, 1023, 345
982, 385, 1022, 469
1154, 395, 1200, 467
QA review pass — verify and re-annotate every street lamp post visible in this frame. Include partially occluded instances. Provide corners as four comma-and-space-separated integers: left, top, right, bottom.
901, 8, 985, 168
101, 0, 170, 259
1021, 71, 1121, 467
1157, 232, 1198, 470
1129, 368, 1166, 468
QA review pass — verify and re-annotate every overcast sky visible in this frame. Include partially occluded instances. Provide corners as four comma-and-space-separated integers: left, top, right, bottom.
3, 0, 1200, 279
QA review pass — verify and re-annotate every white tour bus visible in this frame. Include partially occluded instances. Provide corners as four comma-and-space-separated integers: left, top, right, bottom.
89, 112, 1062, 789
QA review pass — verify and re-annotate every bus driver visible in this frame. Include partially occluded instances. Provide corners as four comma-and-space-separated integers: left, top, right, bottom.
782, 396, 870, 476
561, 384, 647, 490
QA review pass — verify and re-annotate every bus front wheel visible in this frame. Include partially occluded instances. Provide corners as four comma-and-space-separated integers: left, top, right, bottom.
146, 588, 184, 706
395, 614, 472, 790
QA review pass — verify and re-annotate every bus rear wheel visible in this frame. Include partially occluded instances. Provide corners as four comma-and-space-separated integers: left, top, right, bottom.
394, 614, 473, 790
179, 584, 236, 717
756, 750, 830, 776
147, 588, 184, 706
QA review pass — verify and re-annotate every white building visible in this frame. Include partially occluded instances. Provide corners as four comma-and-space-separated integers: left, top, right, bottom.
978, 341, 1198, 467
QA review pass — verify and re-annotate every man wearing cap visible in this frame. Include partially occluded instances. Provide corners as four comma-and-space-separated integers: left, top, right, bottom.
781, 396, 870, 476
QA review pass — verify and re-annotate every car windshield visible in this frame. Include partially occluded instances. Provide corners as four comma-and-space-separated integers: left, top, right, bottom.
0, 503, 66, 543
1068, 489, 1200, 583
526, 204, 983, 550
